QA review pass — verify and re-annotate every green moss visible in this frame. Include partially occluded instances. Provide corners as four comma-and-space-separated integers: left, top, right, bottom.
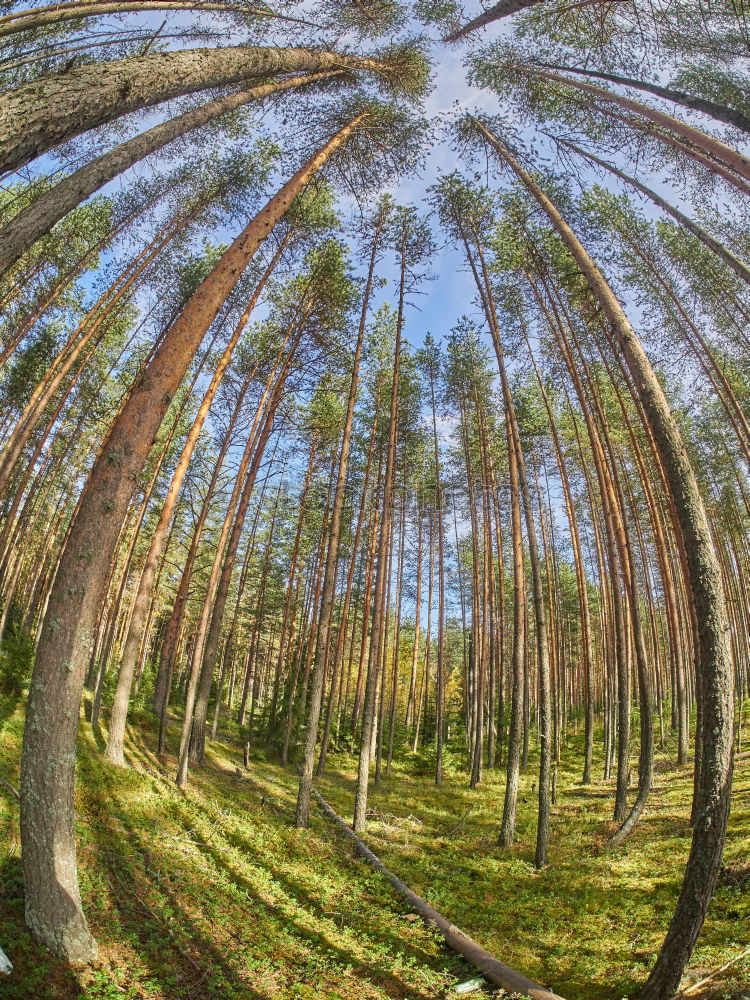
0, 706, 748, 999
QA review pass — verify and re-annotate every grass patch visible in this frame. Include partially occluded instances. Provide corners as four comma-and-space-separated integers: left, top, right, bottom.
0, 701, 748, 999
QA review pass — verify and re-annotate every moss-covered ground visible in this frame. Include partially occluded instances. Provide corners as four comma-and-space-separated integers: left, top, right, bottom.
0, 692, 748, 1000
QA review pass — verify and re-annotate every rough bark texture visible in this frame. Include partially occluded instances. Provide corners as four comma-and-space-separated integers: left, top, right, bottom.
19, 115, 364, 963
0, 2, 281, 39
477, 121, 734, 1000
0, 45, 381, 173
0, 71, 342, 276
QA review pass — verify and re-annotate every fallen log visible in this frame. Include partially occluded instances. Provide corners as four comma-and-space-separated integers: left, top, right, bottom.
0, 777, 19, 801
311, 788, 566, 1000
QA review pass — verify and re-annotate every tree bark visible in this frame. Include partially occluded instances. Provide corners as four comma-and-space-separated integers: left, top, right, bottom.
0, 45, 382, 173
19, 113, 365, 963
0, 71, 341, 276
0, 1, 306, 39
313, 789, 566, 1000
530, 68, 750, 182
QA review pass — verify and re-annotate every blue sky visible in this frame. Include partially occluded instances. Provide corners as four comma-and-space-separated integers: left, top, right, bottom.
5, 1, 749, 621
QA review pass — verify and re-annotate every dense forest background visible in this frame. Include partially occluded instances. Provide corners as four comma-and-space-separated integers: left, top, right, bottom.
0, 2, 748, 998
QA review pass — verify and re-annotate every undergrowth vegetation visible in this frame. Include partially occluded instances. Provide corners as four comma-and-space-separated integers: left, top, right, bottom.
1, 699, 748, 1000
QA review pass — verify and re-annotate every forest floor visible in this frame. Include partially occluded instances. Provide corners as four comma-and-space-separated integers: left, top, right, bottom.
0, 690, 748, 1000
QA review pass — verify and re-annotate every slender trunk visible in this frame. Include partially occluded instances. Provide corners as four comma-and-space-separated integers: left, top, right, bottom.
531, 68, 750, 182
154, 367, 251, 730
445, 0, 542, 40
295, 217, 378, 825
0, 73, 340, 276
477, 123, 733, 998
558, 140, 750, 286
0, 2, 307, 40
406, 506, 423, 732
429, 372, 446, 786
266, 436, 318, 743
317, 394, 380, 774
353, 232, 406, 833
541, 62, 750, 135
19, 116, 365, 962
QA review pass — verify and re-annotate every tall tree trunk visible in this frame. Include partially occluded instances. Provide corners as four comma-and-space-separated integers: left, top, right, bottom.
405, 505, 423, 732
526, 338, 594, 784
182, 348, 298, 780
0, 1, 308, 39
316, 393, 380, 774
0, 46, 385, 173
154, 402, 241, 749
445, 0, 543, 41
105, 239, 285, 765
428, 368, 446, 786
19, 114, 365, 963
476, 121, 734, 998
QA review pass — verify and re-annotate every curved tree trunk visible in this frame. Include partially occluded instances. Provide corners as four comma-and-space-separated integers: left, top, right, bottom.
558, 140, 750, 286
476, 120, 734, 1000
0, 45, 383, 173
530, 68, 750, 181
540, 62, 750, 135
0, 1, 304, 39
0, 71, 342, 276
19, 113, 365, 964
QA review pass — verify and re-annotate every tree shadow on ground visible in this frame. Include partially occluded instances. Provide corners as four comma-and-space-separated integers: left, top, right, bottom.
77, 749, 267, 1000
123, 734, 469, 999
